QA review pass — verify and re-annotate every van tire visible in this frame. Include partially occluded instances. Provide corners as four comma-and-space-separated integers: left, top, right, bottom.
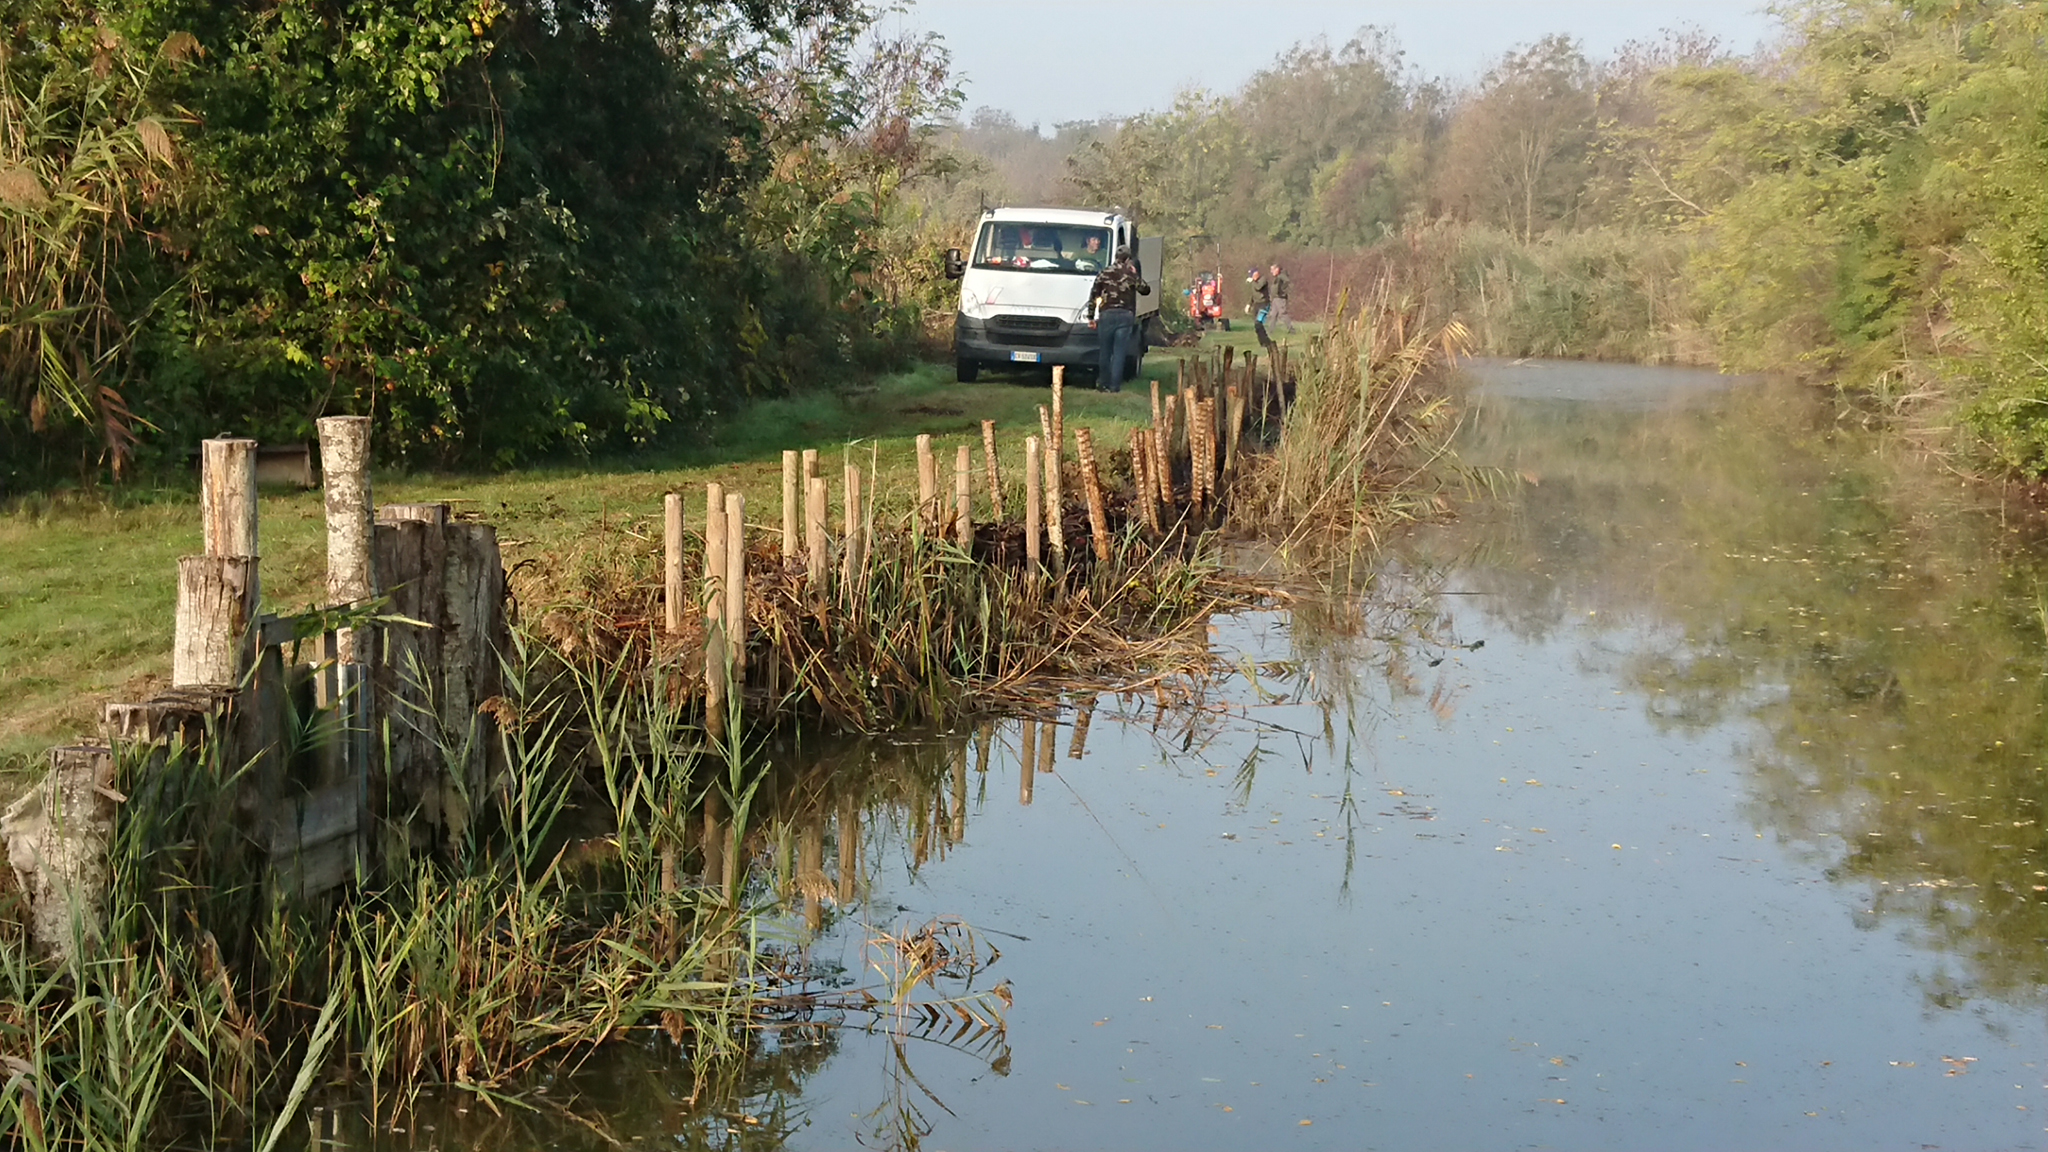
956, 358, 980, 383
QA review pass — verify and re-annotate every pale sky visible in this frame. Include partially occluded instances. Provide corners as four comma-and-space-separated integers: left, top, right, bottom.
899, 0, 1780, 126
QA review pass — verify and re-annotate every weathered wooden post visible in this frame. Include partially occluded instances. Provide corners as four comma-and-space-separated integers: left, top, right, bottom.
1051, 367, 1066, 466
841, 464, 863, 590
0, 745, 117, 959
1023, 435, 1042, 574
723, 492, 746, 680
318, 417, 373, 663
201, 437, 259, 565
1076, 428, 1112, 563
954, 444, 973, 548
1041, 414, 1064, 561
915, 434, 937, 536
703, 482, 727, 733
806, 476, 829, 592
173, 556, 258, 688
1132, 429, 1159, 535
664, 492, 685, 636
1037, 718, 1057, 775
178, 439, 261, 689
1224, 385, 1243, 476
1154, 406, 1176, 509
782, 451, 800, 564
981, 420, 1004, 520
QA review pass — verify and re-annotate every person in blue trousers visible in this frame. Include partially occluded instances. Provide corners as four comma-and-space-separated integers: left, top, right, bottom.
1087, 246, 1151, 392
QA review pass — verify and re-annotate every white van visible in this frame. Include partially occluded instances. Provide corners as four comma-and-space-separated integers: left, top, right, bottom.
943, 207, 1161, 383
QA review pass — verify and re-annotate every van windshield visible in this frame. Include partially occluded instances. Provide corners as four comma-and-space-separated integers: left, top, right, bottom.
973, 223, 1113, 274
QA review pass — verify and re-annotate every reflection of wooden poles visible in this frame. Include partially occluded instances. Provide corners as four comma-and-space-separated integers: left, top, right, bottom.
799, 818, 825, 932
781, 451, 799, 564
981, 420, 1004, 520
975, 720, 994, 775
836, 796, 859, 905
1076, 428, 1111, 563
1069, 698, 1095, 758
1018, 718, 1036, 805
954, 444, 973, 548
663, 492, 684, 635
1037, 719, 1057, 774
915, 434, 937, 535
949, 741, 968, 842
1023, 435, 1043, 575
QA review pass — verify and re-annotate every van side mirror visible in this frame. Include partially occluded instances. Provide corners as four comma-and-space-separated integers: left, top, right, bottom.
943, 248, 965, 280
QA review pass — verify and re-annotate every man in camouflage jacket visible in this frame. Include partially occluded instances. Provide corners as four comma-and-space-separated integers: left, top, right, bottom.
1087, 247, 1151, 392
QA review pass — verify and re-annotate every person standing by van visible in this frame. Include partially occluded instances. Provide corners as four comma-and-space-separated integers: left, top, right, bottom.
1087, 245, 1151, 392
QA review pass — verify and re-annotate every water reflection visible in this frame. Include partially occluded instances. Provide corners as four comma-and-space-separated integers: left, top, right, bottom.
1436, 360, 2048, 1007
345, 361, 2048, 1149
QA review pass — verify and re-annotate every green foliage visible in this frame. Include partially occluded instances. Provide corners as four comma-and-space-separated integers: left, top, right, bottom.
2, 0, 962, 486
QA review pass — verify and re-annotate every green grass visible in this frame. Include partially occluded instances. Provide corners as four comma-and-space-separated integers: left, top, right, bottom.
3, 340, 1328, 766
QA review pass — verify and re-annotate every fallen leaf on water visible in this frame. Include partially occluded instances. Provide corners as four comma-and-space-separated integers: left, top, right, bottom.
1056, 1083, 1070, 1091
1299, 1119, 1313, 1126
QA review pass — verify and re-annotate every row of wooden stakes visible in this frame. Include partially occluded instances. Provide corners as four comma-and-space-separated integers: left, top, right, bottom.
656, 352, 1284, 725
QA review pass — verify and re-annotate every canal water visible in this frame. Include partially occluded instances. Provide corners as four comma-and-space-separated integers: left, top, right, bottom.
378, 361, 2048, 1149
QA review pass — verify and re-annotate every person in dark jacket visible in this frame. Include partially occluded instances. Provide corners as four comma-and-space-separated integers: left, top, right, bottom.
1087, 246, 1151, 392
1269, 263, 1293, 333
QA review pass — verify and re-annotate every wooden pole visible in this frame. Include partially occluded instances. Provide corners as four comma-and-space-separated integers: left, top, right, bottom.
318, 418, 373, 661
173, 556, 258, 688
841, 464, 862, 590
1076, 429, 1111, 563
781, 451, 799, 563
1225, 385, 1243, 477
1155, 402, 1176, 508
915, 434, 937, 535
954, 444, 973, 548
801, 448, 819, 489
703, 482, 727, 733
1051, 367, 1065, 466
1150, 378, 1164, 442
724, 492, 745, 680
1037, 718, 1056, 775
201, 438, 259, 561
1023, 435, 1042, 573
1042, 418, 1064, 561
663, 492, 685, 635
981, 420, 1004, 521
806, 476, 829, 592
1133, 429, 1159, 534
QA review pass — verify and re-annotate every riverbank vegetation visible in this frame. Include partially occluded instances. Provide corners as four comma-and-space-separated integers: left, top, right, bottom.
976, 1, 2048, 477
1, 0, 966, 493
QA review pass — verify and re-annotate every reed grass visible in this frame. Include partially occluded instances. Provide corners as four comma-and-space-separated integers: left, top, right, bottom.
1224, 276, 1473, 568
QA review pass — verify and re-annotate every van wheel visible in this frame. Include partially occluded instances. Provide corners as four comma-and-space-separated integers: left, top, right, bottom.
956, 358, 980, 383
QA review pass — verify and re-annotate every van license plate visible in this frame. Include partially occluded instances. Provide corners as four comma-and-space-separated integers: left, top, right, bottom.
1009, 351, 1041, 363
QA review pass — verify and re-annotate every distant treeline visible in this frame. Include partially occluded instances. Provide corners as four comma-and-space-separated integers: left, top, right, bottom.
1, 0, 963, 489
939, 2, 2048, 476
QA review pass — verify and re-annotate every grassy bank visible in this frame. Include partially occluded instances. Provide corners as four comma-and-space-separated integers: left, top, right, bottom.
2, 355, 1222, 768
